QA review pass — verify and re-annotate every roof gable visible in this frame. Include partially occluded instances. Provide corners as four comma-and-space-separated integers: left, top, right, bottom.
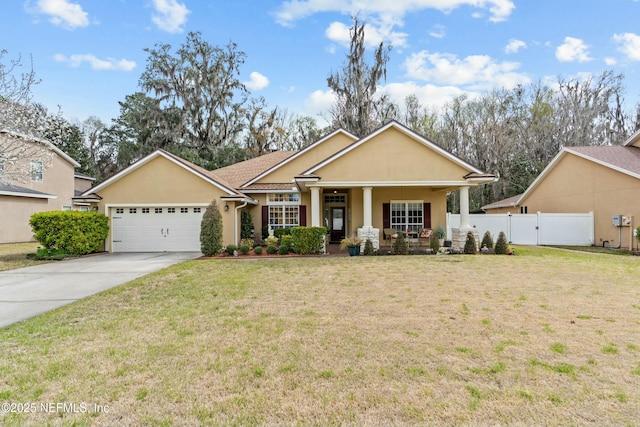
0, 129, 81, 168
85, 150, 240, 197
518, 145, 640, 205
303, 121, 485, 177
212, 151, 296, 188
242, 129, 358, 187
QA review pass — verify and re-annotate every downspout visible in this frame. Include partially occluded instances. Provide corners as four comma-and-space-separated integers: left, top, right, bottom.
234, 201, 249, 246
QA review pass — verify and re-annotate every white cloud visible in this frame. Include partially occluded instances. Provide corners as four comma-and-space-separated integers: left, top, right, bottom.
244, 72, 270, 91
429, 24, 446, 39
555, 36, 592, 63
54, 54, 136, 71
304, 89, 336, 122
151, 0, 190, 33
33, 0, 89, 29
605, 57, 617, 66
404, 51, 530, 90
325, 19, 408, 48
612, 32, 640, 61
381, 81, 471, 111
275, 0, 515, 26
504, 39, 526, 54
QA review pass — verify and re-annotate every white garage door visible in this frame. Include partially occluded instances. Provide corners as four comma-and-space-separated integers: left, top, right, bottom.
111, 206, 205, 252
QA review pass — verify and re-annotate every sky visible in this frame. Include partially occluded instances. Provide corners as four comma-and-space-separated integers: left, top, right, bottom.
2, 0, 640, 128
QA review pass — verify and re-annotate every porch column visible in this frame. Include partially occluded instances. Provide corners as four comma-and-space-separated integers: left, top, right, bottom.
460, 186, 471, 229
310, 186, 321, 227
362, 186, 373, 228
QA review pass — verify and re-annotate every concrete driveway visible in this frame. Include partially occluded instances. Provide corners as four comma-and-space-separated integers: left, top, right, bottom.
0, 252, 200, 328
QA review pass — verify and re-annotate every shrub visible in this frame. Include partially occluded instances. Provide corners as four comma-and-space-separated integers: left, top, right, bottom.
253, 246, 263, 255
266, 245, 277, 255
278, 245, 290, 255
200, 200, 223, 256
239, 244, 250, 255
392, 232, 408, 255
363, 238, 374, 256
429, 232, 440, 253
265, 236, 279, 247
225, 244, 238, 255
274, 228, 292, 240
30, 211, 109, 256
495, 231, 509, 254
290, 226, 327, 254
239, 238, 254, 249
464, 231, 477, 254
280, 235, 294, 252
481, 230, 494, 249
240, 210, 253, 239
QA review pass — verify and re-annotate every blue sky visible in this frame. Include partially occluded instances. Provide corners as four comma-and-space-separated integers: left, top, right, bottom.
2, 0, 640, 127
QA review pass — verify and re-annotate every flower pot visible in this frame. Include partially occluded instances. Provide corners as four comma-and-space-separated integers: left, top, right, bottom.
348, 245, 361, 256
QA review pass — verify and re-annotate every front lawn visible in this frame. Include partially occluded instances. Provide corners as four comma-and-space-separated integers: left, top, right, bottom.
1, 247, 639, 426
0, 242, 47, 271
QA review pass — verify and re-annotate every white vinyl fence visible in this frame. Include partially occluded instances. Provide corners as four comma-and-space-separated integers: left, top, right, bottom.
446, 212, 594, 246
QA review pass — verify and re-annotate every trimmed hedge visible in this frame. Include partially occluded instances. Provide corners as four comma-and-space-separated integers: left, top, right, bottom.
30, 211, 109, 256
290, 226, 327, 255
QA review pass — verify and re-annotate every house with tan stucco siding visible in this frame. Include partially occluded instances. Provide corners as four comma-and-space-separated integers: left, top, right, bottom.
483, 130, 640, 250
0, 130, 84, 243
81, 121, 497, 253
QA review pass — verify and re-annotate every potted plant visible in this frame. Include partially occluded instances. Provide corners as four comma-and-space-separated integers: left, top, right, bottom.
435, 225, 446, 247
340, 234, 363, 256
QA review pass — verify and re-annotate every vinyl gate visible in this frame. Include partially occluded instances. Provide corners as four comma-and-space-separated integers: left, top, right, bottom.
446, 212, 594, 246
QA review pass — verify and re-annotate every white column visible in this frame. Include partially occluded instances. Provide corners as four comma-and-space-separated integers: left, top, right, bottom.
362, 186, 373, 228
460, 186, 471, 229
310, 187, 321, 227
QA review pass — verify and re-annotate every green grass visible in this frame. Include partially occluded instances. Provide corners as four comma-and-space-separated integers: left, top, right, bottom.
0, 242, 48, 271
0, 247, 639, 426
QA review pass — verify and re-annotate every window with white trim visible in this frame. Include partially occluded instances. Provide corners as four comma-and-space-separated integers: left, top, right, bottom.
268, 193, 300, 229
390, 201, 423, 233
30, 160, 43, 182
62, 206, 71, 211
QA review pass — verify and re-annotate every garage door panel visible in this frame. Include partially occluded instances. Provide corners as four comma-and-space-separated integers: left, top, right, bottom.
112, 207, 204, 252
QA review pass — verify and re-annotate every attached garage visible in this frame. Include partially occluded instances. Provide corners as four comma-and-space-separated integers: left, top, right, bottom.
110, 206, 205, 252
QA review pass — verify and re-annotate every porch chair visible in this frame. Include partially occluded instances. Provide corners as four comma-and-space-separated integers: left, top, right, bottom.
383, 228, 397, 243
417, 228, 432, 247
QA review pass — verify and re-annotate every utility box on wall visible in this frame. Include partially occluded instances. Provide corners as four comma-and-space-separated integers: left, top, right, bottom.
612, 215, 631, 226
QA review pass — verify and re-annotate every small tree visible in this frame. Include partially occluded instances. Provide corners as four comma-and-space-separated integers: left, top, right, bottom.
200, 200, 223, 256
429, 232, 440, 253
481, 231, 494, 249
494, 231, 509, 255
240, 210, 253, 239
392, 232, 408, 255
363, 238, 374, 256
464, 231, 477, 254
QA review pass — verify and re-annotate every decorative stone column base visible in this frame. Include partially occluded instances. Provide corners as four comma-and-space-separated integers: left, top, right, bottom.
451, 228, 480, 252
357, 227, 380, 251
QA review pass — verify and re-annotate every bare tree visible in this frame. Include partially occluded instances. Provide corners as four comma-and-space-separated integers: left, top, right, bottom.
327, 17, 396, 137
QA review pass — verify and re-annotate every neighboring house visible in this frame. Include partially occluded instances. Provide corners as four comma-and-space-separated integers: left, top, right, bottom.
80, 121, 496, 253
482, 130, 640, 249
0, 130, 85, 243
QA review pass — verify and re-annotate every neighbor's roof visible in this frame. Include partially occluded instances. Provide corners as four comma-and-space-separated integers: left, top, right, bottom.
566, 145, 640, 177
0, 129, 81, 168
0, 182, 57, 199
481, 194, 522, 211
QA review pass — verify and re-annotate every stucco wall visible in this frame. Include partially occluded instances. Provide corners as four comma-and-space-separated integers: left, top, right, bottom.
508, 153, 640, 249
95, 155, 236, 249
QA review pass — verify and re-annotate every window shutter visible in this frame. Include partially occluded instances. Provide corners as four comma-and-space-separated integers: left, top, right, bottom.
299, 205, 307, 226
262, 206, 269, 229
383, 203, 390, 228
423, 203, 431, 229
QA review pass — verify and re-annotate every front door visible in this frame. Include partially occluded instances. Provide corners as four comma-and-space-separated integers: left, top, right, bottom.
329, 207, 345, 243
